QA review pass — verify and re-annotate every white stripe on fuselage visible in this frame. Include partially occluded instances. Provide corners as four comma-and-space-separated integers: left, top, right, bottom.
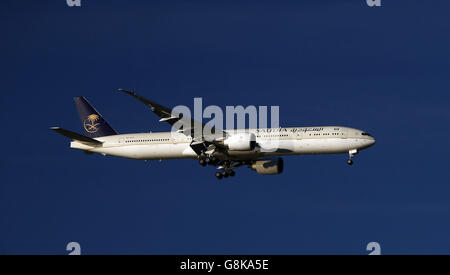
70, 126, 375, 160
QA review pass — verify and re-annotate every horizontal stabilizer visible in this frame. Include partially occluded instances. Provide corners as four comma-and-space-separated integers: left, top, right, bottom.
50, 127, 103, 146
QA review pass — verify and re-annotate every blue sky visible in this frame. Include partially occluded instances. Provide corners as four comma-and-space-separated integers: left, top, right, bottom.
1, 0, 450, 254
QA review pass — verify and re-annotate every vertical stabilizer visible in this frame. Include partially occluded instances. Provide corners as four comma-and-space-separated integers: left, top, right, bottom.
73, 97, 118, 138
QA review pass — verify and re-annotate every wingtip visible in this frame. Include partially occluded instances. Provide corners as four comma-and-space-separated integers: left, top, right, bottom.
119, 89, 136, 96
50, 126, 60, 130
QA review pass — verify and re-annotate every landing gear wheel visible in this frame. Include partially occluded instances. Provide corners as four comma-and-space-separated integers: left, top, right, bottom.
229, 170, 235, 177
215, 172, 223, 179
347, 159, 353, 166
199, 158, 206, 167
209, 156, 217, 165
222, 170, 230, 178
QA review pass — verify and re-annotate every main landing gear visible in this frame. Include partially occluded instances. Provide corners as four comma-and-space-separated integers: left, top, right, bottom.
198, 155, 218, 167
198, 155, 236, 179
215, 169, 235, 179
347, 149, 358, 166
216, 160, 236, 180
199, 158, 207, 166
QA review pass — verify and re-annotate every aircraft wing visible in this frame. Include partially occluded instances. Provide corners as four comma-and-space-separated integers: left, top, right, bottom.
119, 89, 227, 155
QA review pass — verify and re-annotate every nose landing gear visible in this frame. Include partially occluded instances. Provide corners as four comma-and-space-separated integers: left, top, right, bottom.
347, 149, 358, 166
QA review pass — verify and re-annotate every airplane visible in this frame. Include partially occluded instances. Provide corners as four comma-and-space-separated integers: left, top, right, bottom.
51, 90, 376, 179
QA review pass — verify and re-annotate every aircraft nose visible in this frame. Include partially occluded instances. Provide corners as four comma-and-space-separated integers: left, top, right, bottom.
369, 137, 376, 146
360, 131, 376, 148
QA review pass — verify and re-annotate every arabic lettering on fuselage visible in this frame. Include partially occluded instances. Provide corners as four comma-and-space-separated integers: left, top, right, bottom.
256, 127, 325, 133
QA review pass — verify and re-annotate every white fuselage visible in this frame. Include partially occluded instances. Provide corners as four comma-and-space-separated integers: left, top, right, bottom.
70, 126, 376, 160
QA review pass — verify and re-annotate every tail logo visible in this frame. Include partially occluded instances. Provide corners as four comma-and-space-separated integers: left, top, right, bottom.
83, 114, 100, 133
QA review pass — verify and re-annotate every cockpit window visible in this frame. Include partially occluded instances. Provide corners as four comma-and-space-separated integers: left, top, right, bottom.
361, 132, 372, 137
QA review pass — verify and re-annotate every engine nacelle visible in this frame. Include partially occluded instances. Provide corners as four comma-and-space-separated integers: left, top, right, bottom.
224, 133, 256, 151
250, 157, 284, 175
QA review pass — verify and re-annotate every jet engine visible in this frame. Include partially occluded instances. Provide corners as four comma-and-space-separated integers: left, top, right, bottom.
224, 133, 256, 151
250, 157, 284, 175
